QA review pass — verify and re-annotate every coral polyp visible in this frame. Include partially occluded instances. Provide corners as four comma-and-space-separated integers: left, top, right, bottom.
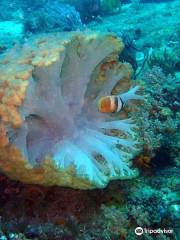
0, 32, 141, 189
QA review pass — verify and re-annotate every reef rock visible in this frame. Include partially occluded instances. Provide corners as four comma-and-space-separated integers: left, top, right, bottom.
0, 32, 141, 189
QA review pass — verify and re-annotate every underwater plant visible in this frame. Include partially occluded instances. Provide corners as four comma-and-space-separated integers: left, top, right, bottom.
148, 48, 178, 76
0, 32, 142, 189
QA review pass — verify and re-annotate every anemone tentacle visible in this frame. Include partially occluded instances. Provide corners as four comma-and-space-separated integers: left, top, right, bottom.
97, 119, 136, 135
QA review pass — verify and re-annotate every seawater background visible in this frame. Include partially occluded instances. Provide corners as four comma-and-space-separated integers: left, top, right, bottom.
0, 0, 179, 239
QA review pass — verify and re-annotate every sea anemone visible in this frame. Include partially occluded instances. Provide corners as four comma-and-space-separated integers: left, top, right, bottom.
0, 32, 142, 189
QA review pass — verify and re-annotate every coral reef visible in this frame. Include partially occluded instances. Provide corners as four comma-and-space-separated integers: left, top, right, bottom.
0, 31, 142, 189
24, 1, 82, 34
0, 1, 82, 34
148, 48, 178, 76
133, 66, 179, 176
0, 169, 179, 239
0, 1, 83, 49
128, 186, 167, 226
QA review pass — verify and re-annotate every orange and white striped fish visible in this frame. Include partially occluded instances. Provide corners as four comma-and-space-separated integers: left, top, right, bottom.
98, 95, 125, 113
97, 86, 143, 113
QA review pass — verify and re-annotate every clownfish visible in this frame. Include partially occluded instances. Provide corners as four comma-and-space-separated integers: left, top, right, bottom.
98, 95, 125, 113
98, 86, 143, 113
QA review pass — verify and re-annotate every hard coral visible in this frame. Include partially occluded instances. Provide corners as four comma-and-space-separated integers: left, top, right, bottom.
0, 31, 141, 189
